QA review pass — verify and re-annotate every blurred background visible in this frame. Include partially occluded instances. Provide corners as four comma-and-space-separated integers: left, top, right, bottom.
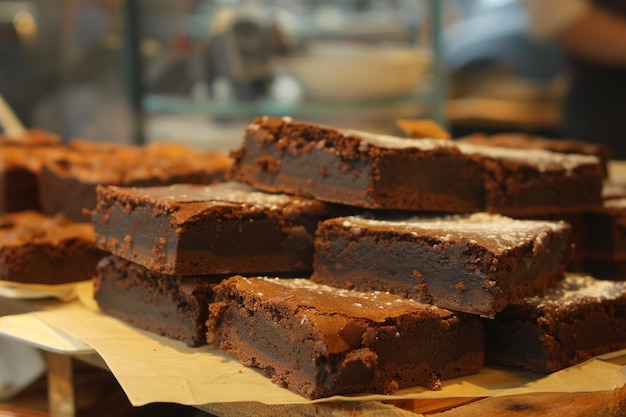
0, 0, 566, 151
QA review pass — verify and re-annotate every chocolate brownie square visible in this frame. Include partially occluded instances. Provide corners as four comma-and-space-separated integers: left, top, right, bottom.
92, 182, 334, 275
312, 213, 572, 318
585, 198, 626, 262
40, 141, 233, 221
583, 198, 626, 279
231, 117, 603, 215
457, 132, 611, 178
0, 128, 61, 146
232, 116, 486, 213
0, 142, 65, 213
0, 211, 106, 284
484, 274, 626, 373
456, 141, 603, 216
94, 255, 218, 347
207, 275, 484, 399
515, 212, 589, 272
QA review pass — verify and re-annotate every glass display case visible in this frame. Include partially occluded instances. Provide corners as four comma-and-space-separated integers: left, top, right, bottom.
124, 0, 446, 149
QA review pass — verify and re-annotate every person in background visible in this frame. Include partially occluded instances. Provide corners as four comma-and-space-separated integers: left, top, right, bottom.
522, 0, 626, 159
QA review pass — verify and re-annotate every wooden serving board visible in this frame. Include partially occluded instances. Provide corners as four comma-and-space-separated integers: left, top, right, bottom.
391, 385, 626, 416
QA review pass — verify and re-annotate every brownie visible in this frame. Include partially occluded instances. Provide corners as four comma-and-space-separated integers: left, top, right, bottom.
232, 116, 485, 213
466, 143, 602, 216
39, 141, 233, 221
231, 117, 603, 215
585, 198, 626, 262
67, 138, 134, 153
311, 213, 572, 318
0, 128, 61, 147
583, 198, 626, 278
91, 182, 333, 275
457, 132, 611, 177
94, 255, 218, 347
0, 143, 65, 213
515, 212, 589, 272
484, 274, 626, 373
0, 128, 64, 212
0, 211, 106, 284
207, 275, 484, 399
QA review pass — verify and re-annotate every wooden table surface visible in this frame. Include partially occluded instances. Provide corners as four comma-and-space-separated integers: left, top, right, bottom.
195, 385, 626, 417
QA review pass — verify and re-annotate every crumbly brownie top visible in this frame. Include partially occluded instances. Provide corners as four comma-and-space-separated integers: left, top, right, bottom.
96, 182, 327, 224
346, 126, 598, 171
101, 182, 315, 208
248, 116, 600, 173
519, 274, 626, 306
354, 128, 598, 172
335, 213, 568, 254
0, 128, 61, 146
47, 141, 232, 184
455, 142, 599, 172
0, 211, 94, 245
341, 128, 454, 151
117, 182, 293, 206
457, 133, 612, 161
229, 276, 452, 321
68, 139, 134, 153
1, 146, 66, 170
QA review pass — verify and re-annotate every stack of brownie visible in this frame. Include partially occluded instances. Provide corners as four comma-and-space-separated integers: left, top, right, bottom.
87, 116, 626, 400
0, 130, 106, 286
0, 130, 232, 287
455, 131, 617, 269
228, 117, 626, 376
91, 182, 336, 347
0, 129, 65, 213
90, 182, 487, 398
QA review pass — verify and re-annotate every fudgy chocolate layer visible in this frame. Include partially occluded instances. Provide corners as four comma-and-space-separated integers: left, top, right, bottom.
207, 276, 484, 399
92, 182, 334, 275
312, 213, 572, 317
232, 117, 485, 212
94, 255, 218, 346
0, 144, 65, 213
231, 117, 603, 215
40, 141, 232, 221
484, 274, 626, 372
0, 211, 106, 284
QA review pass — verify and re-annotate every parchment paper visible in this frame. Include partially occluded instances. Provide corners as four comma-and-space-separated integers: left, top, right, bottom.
1, 281, 625, 407
0, 280, 86, 301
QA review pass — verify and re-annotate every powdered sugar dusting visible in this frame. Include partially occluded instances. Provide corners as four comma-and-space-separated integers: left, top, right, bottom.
457, 142, 599, 172
119, 182, 294, 207
525, 274, 626, 306
238, 277, 448, 320
342, 128, 452, 151
337, 213, 567, 253
339, 128, 598, 172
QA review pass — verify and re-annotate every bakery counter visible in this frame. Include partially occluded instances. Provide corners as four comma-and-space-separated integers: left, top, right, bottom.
2, 285, 626, 417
